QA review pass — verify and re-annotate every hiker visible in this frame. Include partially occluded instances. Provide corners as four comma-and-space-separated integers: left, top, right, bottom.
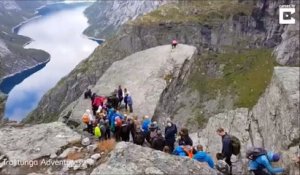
104, 119, 111, 140
165, 117, 177, 152
151, 130, 165, 151
125, 92, 133, 113
84, 88, 92, 99
108, 93, 119, 110
133, 126, 145, 146
216, 127, 241, 174
120, 120, 130, 142
173, 145, 188, 157
91, 93, 97, 102
127, 116, 136, 141
117, 85, 123, 107
93, 96, 106, 115
247, 147, 285, 175
193, 145, 214, 168
163, 146, 171, 154
82, 109, 94, 134
142, 115, 151, 136
172, 39, 178, 49
146, 122, 159, 144
99, 119, 106, 141
178, 128, 193, 146
124, 88, 128, 110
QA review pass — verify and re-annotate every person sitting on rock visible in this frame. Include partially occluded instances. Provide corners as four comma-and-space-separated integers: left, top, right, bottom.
84, 88, 92, 99
247, 147, 285, 175
178, 128, 193, 146
193, 145, 214, 168
151, 130, 165, 151
172, 39, 178, 49
165, 117, 177, 152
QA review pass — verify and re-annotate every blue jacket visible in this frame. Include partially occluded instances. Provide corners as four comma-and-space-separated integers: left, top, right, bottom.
248, 152, 284, 174
142, 119, 151, 134
173, 146, 187, 157
193, 151, 214, 168
127, 96, 133, 105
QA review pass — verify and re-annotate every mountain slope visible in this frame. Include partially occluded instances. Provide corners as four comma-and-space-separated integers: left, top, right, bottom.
0, 1, 50, 80
83, 0, 166, 39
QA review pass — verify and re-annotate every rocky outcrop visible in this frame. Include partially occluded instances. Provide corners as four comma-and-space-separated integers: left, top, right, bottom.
190, 67, 300, 174
84, 0, 166, 38
0, 122, 81, 162
91, 142, 215, 175
0, 92, 7, 122
60, 44, 197, 127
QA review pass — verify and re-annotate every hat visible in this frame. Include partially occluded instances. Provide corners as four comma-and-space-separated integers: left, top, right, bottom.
272, 153, 280, 162
144, 115, 149, 119
86, 109, 91, 113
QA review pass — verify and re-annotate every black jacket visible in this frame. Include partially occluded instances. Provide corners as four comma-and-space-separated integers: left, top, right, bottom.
152, 136, 166, 151
222, 133, 232, 158
178, 136, 193, 146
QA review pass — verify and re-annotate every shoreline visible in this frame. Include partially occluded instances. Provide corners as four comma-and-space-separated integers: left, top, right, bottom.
2, 1, 98, 87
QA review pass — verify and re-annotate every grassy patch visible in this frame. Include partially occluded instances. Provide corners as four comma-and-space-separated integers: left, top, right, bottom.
133, 0, 254, 26
190, 49, 275, 108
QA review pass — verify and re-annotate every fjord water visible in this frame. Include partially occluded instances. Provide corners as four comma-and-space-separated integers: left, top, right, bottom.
4, 5, 98, 121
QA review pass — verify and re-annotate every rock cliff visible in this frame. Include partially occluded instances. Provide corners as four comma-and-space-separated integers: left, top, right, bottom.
0, 92, 7, 122
0, 1, 50, 80
59, 44, 196, 128
191, 67, 300, 174
83, 0, 166, 39
91, 142, 215, 175
26, 0, 299, 136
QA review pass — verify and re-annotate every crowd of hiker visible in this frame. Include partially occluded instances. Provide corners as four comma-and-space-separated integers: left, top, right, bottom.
82, 86, 286, 175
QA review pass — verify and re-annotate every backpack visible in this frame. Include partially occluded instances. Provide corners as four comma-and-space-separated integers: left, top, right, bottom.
182, 146, 194, 158
216, 160, 230, 174
82, 114, 89, 124
134, 131, 145, 145
246, 147, 267, 160
94, 126, 101, 138
230, 135, 241, 155
115, 118, 122, 127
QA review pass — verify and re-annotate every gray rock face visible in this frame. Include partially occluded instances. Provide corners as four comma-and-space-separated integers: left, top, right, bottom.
0, 122, 81, 162
84, 0, 166, 38
61, 44, 197, 125
191, 67, 300, 174
91, 142, 216, 175
0, 92, 7, 122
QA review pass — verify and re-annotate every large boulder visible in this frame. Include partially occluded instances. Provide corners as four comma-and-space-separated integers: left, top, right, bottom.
91, 142, 215, 175
0, 92, 7, 123
0, 122, 81, 162
60, 44, 197, 126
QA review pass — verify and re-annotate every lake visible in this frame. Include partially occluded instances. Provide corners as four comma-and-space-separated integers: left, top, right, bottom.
2, 3, 99, 121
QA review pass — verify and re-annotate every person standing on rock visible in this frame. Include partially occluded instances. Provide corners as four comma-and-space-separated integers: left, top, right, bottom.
84, 88, 92, 99
124, 88, 128, 110
117, 85, 123, 107
172, 39, 178, 49
151, 130, 165, 151
125, 92, 133, 113
165, 117, 177, 152
82, 109, 94, 134
217, 128, 232, 174
178, 128, 193, 146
